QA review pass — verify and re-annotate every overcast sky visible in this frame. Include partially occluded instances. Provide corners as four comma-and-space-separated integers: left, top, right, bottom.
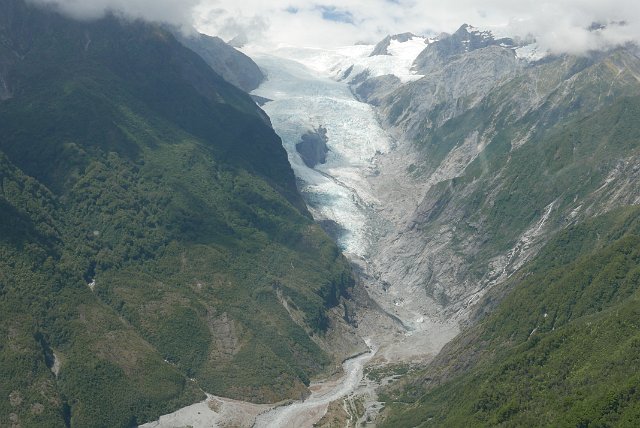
30, 0, 640, 54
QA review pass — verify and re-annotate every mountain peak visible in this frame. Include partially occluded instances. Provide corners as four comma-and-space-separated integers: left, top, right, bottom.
370, 32, 424, 56
410, 22, 520, 73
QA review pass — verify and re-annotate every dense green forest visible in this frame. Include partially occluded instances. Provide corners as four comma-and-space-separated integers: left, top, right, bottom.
381, 206, 640, 426
0, 1, 355, 426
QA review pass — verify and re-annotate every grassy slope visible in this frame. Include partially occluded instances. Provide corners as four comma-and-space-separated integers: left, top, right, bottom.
381, 206, 640, 427
0, 1, 353, 426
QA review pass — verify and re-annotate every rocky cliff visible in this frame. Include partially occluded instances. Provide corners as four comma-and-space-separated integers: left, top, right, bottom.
353, 29, 640, 327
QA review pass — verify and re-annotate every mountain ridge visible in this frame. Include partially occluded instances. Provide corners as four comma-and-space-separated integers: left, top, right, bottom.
339, 24, 640, 428
175, 30, 266, 93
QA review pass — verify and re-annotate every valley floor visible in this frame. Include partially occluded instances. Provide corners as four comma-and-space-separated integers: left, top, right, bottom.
142, 44, 459, 428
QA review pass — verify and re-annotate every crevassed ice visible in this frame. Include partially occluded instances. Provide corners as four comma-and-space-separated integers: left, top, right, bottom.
250, 50, 391, 257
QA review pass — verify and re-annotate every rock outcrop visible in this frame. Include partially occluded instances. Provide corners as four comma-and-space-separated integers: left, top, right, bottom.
412, 24, 516, 74
296, 126, 330, 168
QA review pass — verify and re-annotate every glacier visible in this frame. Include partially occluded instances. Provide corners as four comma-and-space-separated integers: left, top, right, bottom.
248, 48, 393, 258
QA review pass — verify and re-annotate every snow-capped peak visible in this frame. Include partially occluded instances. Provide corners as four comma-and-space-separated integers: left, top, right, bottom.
462, 24, 548, 62
387, 36, 431, 61
255, 34, 432, 86
325, 34, 432, 84
515, 41, 547, 62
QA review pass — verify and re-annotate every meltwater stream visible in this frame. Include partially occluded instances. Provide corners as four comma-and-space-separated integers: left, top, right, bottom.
253, 345, 376, 428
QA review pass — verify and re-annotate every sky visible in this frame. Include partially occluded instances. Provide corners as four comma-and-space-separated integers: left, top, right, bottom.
28, 0, 640, 54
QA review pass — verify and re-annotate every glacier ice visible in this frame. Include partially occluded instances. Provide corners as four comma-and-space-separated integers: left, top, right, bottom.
249, 49, 393, 257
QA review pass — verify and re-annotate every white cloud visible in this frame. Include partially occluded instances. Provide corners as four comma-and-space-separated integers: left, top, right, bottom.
28, 0, 200, 29
195, 0, 640, 55
28, 0, 640, 54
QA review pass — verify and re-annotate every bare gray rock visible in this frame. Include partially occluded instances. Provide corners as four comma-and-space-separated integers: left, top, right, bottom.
176, 32, 265, 92
354, 74, 401, 106
380, 45, 523, 138
296, 126, 329, 168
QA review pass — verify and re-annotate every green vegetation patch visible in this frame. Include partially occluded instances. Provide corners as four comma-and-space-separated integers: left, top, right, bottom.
381, 207, 640, 427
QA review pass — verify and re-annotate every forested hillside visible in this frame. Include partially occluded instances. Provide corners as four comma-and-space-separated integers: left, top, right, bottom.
0, 1, 358, 426
381, 207, 640, 426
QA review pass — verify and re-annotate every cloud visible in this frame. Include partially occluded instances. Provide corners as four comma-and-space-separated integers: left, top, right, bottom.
316, 6, 355, 24
27, 0, 640, 55
193, 0, 640, 55
27, 0, 200, 28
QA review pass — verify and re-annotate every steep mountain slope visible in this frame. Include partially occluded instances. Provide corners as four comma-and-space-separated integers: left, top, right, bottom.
367, 45, 640, 323
0, 1, 360, 426
412, 24, 517, 75
380, 206, 640, 426
333, 26, 640, 427
175, 31, 265, 92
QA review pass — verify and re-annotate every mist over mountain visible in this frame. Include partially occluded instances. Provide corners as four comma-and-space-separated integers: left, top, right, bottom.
27, 0, 199, 28
26, 0, 640, 56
